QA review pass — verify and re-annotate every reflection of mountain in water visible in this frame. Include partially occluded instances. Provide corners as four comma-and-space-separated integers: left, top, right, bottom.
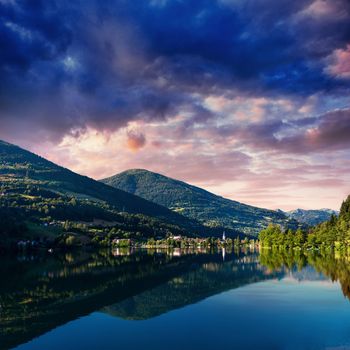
0, 250, 198, 349
103, 255, 283, 320
0, 249, 277, 350
2, 248, 350, 350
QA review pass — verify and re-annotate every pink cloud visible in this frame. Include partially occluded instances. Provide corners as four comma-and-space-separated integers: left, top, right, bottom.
325, 44, 350, 79
11, 101, 350, 212
126, 130, 146, 152
301, 0, 349, 19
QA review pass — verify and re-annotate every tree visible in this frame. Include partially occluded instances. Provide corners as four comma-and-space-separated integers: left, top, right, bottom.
259, 224, 282, 248
307, 233, 317, 248
294, 229, 305, 249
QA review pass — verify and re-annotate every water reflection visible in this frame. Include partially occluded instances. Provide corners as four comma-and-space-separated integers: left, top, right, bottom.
1, 248, 350, 350
259, 248, 350, 300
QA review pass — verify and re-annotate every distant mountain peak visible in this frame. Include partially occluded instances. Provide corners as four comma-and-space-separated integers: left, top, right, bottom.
284, 208, 339, 226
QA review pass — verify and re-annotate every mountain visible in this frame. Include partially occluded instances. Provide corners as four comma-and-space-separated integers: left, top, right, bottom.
0, 140, 204, 245
285, 208, 339, 226
101, 169, 301, 236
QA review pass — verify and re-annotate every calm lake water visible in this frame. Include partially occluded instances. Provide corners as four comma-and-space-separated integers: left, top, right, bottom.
2, 247, 350, 350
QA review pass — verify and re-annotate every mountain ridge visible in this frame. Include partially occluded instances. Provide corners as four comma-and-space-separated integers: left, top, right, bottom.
284, 208, 339, 226
0, 140, 206, 243
101, 168, 302, 236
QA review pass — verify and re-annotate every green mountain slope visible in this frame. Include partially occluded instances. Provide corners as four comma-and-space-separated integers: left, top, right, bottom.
0, 141, 204, 244
285, 208, 339, 226
101, 169, 301, 236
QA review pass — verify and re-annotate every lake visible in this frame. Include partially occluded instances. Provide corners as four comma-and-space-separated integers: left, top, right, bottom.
2, 247, 350, 350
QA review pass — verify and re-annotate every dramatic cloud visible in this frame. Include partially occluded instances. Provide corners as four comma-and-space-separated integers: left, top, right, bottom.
1, 0, 349, 139
0, 0, 350, 209
203, 108, 350, 154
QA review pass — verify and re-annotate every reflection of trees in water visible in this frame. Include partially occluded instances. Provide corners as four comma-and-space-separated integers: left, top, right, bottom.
309, 254, 350, 299
3, 248, 350, 350
259, 249, 350, 300
259, 249, 307, 272
0, 249, 209, 350
103, 253, 282, 320
0, 249, 251, 350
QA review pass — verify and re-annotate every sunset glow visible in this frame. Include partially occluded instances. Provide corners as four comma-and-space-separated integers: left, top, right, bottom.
1, 0, 349, 210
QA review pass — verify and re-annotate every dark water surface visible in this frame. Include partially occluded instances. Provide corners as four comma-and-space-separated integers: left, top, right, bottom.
2, 248, 350, 350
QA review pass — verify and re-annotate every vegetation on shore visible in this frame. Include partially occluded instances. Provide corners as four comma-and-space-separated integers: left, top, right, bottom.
140, 236, 256, 249
259, 195, 350, 251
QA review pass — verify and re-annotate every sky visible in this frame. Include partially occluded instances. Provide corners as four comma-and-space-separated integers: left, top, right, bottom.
0, 0, 350, 211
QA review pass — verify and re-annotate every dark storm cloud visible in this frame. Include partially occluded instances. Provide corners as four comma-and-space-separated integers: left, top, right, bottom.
0, 0, 349, 142
0, 0, 71, 70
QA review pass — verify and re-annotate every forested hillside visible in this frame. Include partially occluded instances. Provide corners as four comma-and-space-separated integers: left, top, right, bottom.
102, 169, 301, 236
0, 141, 205, 247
